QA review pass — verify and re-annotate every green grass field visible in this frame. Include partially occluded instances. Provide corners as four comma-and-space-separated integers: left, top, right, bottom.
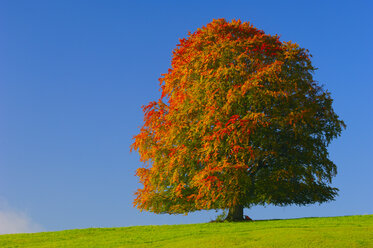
0, 215, 372, 247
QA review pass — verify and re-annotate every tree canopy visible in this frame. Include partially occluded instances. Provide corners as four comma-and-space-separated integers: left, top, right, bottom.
131, 19, 345, 221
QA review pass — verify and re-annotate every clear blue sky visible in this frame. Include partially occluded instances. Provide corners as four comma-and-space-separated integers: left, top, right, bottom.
0, 0, 372, 233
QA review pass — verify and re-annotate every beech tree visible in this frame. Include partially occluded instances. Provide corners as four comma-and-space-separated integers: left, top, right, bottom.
131, 19, 345, 221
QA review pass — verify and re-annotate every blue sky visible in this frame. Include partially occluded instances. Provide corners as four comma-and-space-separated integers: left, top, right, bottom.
0, 0, 372, 233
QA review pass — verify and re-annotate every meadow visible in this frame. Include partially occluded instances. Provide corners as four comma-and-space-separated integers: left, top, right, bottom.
0, 215, 372, 247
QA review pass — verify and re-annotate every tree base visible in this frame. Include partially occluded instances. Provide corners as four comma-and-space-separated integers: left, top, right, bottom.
225, 205, 244, 222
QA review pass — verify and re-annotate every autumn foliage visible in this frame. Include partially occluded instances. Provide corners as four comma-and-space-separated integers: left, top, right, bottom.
131, 19, 345, 220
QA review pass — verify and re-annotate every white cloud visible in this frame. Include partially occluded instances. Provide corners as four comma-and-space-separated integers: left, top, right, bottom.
0, 199, 43, 235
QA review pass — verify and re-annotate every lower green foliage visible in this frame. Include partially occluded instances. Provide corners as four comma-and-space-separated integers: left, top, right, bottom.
0, 215, 372, 247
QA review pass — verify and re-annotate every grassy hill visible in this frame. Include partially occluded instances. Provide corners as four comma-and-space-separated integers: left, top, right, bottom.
0, 215, 372, 247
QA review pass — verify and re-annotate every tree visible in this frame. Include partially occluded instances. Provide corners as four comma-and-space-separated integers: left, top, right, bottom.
131, 19, 345, 221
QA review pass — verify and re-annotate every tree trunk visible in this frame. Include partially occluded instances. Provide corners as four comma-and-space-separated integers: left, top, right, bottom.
226, 205, 244, 221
